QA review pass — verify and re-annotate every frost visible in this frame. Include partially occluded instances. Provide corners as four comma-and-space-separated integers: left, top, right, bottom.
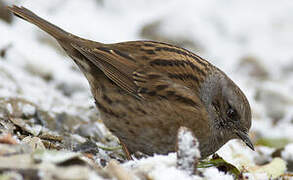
21, 103, 36, 117
176, 127, 200, 174
6, 103, 13, 114
123, 153, 204, 180
282, 143, 293, 161
203, 167, 234, 180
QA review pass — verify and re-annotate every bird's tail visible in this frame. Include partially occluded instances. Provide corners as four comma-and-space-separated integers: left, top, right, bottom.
7, 5, 70, 40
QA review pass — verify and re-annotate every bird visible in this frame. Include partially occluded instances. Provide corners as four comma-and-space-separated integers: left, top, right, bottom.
8, 6, 254, 159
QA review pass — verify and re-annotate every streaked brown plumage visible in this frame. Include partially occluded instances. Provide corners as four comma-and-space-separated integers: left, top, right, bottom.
8, 6, 254, 159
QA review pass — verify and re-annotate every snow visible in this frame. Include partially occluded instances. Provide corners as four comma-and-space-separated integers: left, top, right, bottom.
1, 0, 293, 179
177, 127, 200, 174
177, 127, 201, 159
242, 172, 269, 180
282, 143, 293, 161
123, 153, 199, 180
203, 168, 234, 180
6, 103, 13, 114
21, 103, 36, 117
217, 140, 255, 170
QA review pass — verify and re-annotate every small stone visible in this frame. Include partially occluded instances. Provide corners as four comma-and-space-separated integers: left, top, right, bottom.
0, 133, 18, 144
106, 159, 135, 180
21, 136, 46, 151
21, 103, 36, 118
73, 140, 99, 155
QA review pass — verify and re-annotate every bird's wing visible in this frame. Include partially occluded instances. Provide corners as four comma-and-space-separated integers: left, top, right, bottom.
132, 66, 201, 109
71, 43, 140, 98
111, 41, 213, 92
71, 41, 211, 101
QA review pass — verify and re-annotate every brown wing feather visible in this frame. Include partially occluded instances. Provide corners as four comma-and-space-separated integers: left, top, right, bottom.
133, 66, 202, 110
111, 41, 213, 91
71, 43, 140, 98
72, 40, 213, 101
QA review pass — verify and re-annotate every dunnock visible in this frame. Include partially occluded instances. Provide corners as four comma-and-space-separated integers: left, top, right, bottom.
8, 6, 254, 158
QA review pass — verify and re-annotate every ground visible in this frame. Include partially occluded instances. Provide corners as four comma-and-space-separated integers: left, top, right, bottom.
0, 0, 293, 179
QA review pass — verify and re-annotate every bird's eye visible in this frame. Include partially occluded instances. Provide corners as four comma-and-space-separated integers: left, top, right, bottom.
227, 108, 237, 120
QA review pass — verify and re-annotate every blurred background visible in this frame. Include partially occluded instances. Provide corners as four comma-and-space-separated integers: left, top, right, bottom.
1, 0, 293, 175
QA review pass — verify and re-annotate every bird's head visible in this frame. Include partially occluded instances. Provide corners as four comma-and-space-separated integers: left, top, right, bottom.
200, 71, 254, 151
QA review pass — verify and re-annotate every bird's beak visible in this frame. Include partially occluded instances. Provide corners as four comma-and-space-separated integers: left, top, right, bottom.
235, 130, 254, 151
